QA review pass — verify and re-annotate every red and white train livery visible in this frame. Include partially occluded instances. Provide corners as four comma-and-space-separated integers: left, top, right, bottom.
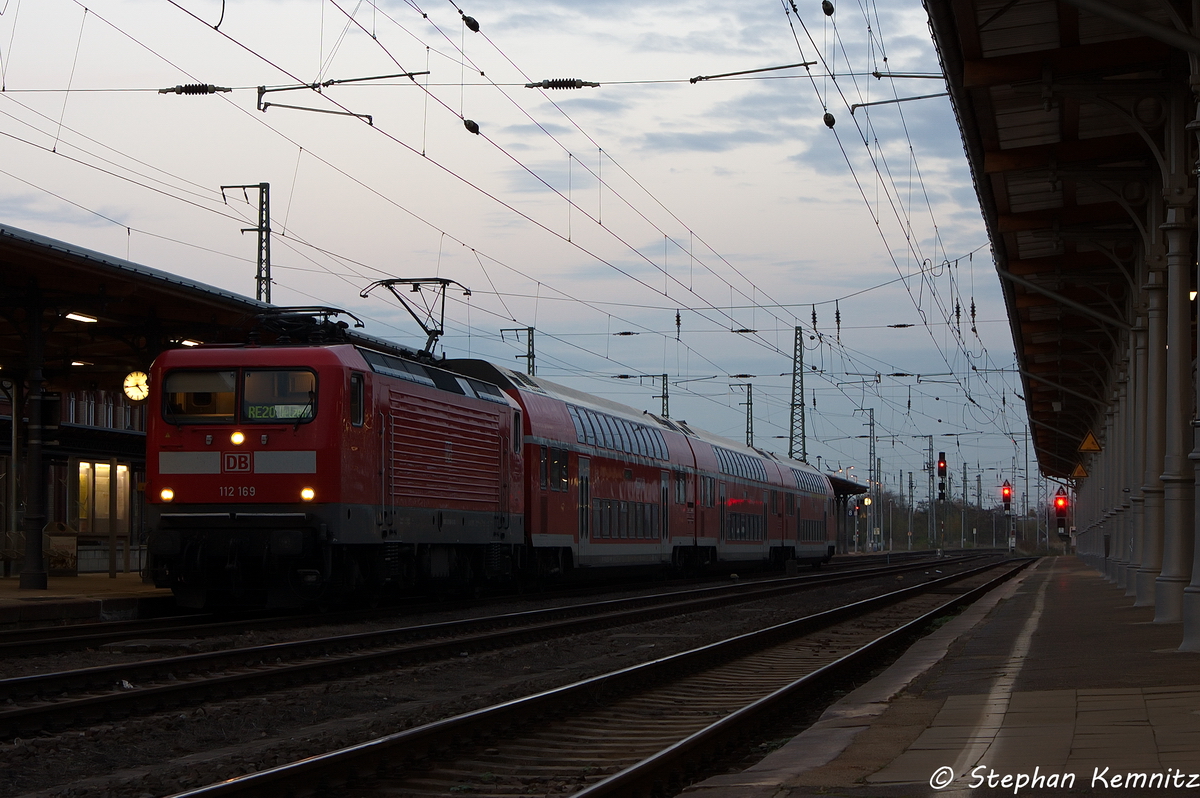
147, 341, 834, 608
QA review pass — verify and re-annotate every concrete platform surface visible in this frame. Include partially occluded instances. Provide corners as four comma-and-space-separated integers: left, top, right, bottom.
0, 571, 173, 627
684, 556, 1200, 797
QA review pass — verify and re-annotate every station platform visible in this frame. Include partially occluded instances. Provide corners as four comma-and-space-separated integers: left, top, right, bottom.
686, 556, 1200, 796
0, 571, 174, 628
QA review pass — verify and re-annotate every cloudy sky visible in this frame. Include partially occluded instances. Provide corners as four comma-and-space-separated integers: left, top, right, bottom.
0, 0, 1041, 507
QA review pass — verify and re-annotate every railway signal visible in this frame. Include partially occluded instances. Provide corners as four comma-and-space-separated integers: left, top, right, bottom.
937, 452, 946, 501
1054, 488, 1069, 529
1001, 481, 1012, 513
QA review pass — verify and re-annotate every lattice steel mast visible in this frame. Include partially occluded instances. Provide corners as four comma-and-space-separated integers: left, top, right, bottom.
789, 326, 807, 461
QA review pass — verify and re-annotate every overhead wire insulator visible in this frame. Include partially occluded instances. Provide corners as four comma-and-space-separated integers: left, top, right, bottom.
822, 0, 835, 15
462, 15, 480, 32
823, 112, 835, 128
464, 119, 480, 134
159, 84, 231, 95
524, 78, 600, 90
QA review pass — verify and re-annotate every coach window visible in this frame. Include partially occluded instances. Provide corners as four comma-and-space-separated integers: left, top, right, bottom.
674, 471, 686, 504
513, 411, 522, 453
550, 448, 569, 492
607, 416, 622, 450
349, 373, 364, 427
539, 446, 548, 489
601, 415, 618, 450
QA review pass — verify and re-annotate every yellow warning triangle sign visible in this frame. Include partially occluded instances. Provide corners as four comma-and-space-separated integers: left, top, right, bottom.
1078, 431, 1102, 453
1071, 463, 1089, 478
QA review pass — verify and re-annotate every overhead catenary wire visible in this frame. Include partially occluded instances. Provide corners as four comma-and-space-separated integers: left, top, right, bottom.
355, 0, 822, 358
325, 0, 802, 356
777, 0, 1015, 438
0, 0, 1025, 473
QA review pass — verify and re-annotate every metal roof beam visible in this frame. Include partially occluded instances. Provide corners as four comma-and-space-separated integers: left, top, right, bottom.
1057, 0, 1200, 56
1021, 369, 1110, 409
983, 134, 1148, 172
998, 268, 1132, 330
996, 204, 1132, 232
962, 38, 1172, 87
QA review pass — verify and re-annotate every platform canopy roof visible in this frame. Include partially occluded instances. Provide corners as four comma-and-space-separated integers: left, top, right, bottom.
0, 224, 414, 397
827, 473, 869, 497
925, 0, 1184, 478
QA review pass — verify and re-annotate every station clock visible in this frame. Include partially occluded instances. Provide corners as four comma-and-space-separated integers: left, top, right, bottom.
123, 370, 150, 401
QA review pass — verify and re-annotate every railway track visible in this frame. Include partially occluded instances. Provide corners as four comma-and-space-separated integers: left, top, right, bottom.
162, 557, 1031, 798
0, 549, 958, 656
0, 554, 988, 738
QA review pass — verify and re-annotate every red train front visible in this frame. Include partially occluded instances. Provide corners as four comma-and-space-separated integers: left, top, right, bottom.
147, 342, 524, 608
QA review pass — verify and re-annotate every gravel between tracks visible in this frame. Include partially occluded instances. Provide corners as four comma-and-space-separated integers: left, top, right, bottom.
1, 561, 984, 798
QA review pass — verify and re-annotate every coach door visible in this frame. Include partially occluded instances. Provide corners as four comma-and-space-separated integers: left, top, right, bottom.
660, 470, 670, 545
577, 457, 595, 563
719, 481, 727, 541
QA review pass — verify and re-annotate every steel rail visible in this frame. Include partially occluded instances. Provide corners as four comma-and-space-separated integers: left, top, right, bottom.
160, 558, 1028, 798
575, 557, 1034, 796
0, 555, 985, 737
0, 549, 964, 655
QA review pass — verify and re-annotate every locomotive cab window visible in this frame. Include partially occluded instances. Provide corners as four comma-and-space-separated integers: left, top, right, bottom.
349, 373, 364, 427
162, 370, 236, 423
243, 370, 317, 423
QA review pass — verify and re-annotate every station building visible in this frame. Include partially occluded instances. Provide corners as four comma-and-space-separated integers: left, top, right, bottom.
0, 224, 412, 586
0, 224, 277, 582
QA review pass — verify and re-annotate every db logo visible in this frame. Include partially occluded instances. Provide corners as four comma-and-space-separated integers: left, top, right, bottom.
223, 452, 251, 473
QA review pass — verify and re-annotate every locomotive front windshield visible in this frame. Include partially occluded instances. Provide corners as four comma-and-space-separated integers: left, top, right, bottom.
161, 369, 316, 424
163, 370, 237, 423
243, 370, 316, 422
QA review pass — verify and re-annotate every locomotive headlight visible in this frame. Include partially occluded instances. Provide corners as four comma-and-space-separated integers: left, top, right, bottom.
300, 487, 315, 502
160, 488, 175, 502
230, 431, 245, 445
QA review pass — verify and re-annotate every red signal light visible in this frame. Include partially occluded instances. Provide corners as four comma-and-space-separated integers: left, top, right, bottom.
1054, 496, 1067, 509
1002, 485, 1012, 499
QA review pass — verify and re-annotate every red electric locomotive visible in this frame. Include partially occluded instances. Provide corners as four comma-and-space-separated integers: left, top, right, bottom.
147, 340, 524, 608
147, 327, 834, 608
